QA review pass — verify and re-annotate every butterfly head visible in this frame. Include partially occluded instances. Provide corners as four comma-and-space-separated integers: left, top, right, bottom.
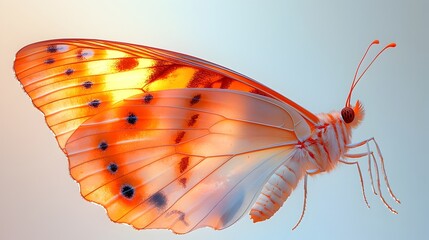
342, 40, 395, 128
341, 100, 365, 128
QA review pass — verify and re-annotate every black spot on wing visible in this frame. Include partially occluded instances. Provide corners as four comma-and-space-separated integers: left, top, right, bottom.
144, 94, 153, 104
99, 141, 108, 151
149, 192, 167, 209
121, 184, 135, 199
89, 99, 100, 108
107, 163, 118, 173
47, 45, 57, 53
65, 68, 74, 75
82, 81, 93, 89
127, 113, 137, 125
190, 94, 201, 105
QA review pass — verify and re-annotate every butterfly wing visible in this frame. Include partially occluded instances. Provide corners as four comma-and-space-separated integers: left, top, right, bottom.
65, 88, 310, 233
14, 39, 318, 151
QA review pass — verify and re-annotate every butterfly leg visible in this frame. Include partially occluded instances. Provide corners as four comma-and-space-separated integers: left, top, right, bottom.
290, 168, 327, 230
339, 159, 370, 208
368, 138, 400, 204
345, 142, 377, 195
347, 138, 400, 203
369, 151, 398, 214
292, 174, 308, 230
345, 138, 400, 214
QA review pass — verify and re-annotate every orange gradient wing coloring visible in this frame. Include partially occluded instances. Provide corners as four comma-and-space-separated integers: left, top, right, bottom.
13, 39, 318, 151
65, 88, 308, 233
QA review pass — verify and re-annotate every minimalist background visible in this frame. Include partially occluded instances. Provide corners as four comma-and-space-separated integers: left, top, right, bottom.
0, 1, 427, 239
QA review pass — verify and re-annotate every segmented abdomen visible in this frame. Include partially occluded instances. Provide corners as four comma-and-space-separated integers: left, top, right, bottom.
250, 154, 306, 222
250, 113, 350, 222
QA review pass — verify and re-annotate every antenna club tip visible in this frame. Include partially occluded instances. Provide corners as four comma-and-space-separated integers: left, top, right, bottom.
372, 40, 380, 44
388, 42, 397, 48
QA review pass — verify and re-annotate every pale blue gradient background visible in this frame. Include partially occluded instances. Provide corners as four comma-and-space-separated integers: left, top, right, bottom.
0, 1, 427, 239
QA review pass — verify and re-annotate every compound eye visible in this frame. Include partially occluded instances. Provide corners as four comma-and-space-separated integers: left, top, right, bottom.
341, 107, 355, 123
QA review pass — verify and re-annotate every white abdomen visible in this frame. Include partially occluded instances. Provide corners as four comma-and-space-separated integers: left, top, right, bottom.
250, 150, 309, 222
250, 112, 351, 222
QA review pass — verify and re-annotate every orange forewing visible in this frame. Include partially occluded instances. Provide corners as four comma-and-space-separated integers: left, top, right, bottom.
14, 39, 318, 151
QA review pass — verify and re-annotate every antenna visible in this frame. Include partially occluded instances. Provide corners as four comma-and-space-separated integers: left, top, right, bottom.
345, 40, 396, 107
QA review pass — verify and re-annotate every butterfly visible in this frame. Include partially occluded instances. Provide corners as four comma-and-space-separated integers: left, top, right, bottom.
14, 39, 400, 234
